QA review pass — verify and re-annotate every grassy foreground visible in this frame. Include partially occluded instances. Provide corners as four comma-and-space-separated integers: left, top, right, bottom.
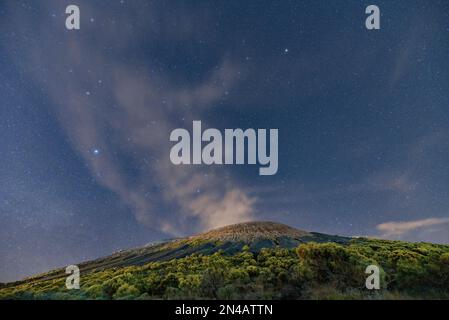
1, 238, 448, 300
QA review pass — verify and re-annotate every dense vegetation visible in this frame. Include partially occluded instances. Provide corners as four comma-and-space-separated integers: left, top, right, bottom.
1, 238, 448, 300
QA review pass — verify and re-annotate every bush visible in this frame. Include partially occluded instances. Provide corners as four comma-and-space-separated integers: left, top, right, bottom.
113, 284, 140, 299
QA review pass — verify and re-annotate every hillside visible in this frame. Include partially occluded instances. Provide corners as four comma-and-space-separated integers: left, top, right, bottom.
4, 222, 349, 287
1, 221, 449, 300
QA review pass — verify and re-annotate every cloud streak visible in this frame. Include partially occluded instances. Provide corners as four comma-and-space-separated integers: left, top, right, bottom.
4, 1, 255, 235
377, 217, 449, 237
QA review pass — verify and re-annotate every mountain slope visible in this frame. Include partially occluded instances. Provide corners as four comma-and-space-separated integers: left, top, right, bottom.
5, 222, 349, 286
2, 221, 448, 300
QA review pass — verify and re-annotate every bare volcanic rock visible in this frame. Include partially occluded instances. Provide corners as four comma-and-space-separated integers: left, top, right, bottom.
187, 221, 310, 243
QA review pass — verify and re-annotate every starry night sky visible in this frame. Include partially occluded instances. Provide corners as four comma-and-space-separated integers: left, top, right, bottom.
1, 0, 449, 282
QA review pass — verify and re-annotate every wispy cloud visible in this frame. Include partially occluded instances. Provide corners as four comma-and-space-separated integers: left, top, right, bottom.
377, 217, 449, 237
4, 1, 255, 235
